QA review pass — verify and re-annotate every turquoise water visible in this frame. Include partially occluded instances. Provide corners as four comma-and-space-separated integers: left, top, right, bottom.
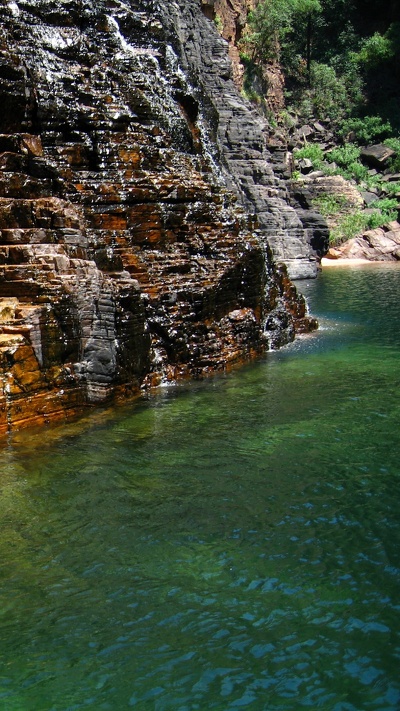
1, 264, 400, 711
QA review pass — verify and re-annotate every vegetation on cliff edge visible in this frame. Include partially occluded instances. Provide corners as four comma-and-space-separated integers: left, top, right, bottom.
241, 0, 400, 133
239, 0, 400, 245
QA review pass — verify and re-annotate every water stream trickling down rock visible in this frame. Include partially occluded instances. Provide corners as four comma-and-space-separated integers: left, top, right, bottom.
0, 0, 325, 433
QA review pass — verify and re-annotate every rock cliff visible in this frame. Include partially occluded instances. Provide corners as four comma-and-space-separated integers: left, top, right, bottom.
197, 0, 328, 277
0, 0, 318, 434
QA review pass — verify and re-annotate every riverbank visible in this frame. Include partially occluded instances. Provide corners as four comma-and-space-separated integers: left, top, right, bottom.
321, 257, 374, 267
321, 257, 400, 267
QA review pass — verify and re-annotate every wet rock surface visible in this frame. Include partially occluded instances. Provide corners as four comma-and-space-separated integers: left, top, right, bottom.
0, 0, 317, 434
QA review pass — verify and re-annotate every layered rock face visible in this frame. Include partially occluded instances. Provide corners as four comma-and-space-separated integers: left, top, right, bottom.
202, 0, 254, 88
0, 0, 317, 434
180, 0, 328, 278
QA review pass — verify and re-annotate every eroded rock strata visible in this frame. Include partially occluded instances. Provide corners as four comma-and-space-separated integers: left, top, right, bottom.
0, 0, 317, 434
167, 0, 328, 280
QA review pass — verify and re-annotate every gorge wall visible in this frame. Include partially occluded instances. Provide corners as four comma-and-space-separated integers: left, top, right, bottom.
171, 0, 328, 280
0, 0, 321, 434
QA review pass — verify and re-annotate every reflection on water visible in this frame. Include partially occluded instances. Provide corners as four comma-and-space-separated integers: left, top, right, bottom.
1, 265, 400, 710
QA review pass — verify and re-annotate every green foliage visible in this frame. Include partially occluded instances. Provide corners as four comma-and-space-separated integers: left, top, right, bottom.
329, 198, 399, 245
295, 137, 399, 246
242, 0, 400, 138
348, 162, 370, 182
245, 0, 321, 62
291, 169, 301, 181
384, 138, 400, 173
325, 144, 369, 182
294, 143, 325, 169
307, 62, 348, 120
239, 49, 252, 64
296, 136, 399, 204
241, 0, 400, 246
367, 198, 399, 226
327, 143, 359, 166
286, 56, 363, 123
338, 115, 392, 144
388, 156, 400, 174
381, 182, 400, 197
311, 193, 347, 217
214, 14, 223, 34
384, 137, 400, 153
353, 31, 394, 69
330, 211, 368, 244
239, 55, 267, 110
386, 22, 400, 55
279, 109, 298, 131
245, 0, 294, 62
294, 0, 322, 13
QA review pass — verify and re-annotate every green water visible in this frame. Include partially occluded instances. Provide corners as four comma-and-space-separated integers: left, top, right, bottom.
1, 265, 400, 711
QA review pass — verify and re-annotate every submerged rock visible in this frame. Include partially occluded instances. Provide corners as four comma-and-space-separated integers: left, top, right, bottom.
0, 0, 317, 434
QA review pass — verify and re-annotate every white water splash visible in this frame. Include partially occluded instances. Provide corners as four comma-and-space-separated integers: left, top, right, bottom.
7, 1, 20, 15
106, 14, 159, 59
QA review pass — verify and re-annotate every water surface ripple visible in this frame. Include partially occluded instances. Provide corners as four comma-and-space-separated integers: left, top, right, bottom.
1, 265, 400, 710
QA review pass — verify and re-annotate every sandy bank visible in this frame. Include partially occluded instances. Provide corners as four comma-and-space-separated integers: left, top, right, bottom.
321, 258, 384, 267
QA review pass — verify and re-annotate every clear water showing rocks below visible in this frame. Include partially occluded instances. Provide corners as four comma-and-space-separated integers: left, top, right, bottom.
0, 264, 399, 710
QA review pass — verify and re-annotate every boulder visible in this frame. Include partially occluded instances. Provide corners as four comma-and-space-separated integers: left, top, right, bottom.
361, 191, 380, 205
328, 226, 400, 261
297, 158, 314, 173
360, 144, 395, 170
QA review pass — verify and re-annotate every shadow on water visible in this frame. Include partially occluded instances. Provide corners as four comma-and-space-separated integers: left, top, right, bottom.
0, 265, 400, 710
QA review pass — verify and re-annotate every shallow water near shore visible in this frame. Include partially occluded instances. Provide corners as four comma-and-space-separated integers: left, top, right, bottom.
1, 264, 400, 710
